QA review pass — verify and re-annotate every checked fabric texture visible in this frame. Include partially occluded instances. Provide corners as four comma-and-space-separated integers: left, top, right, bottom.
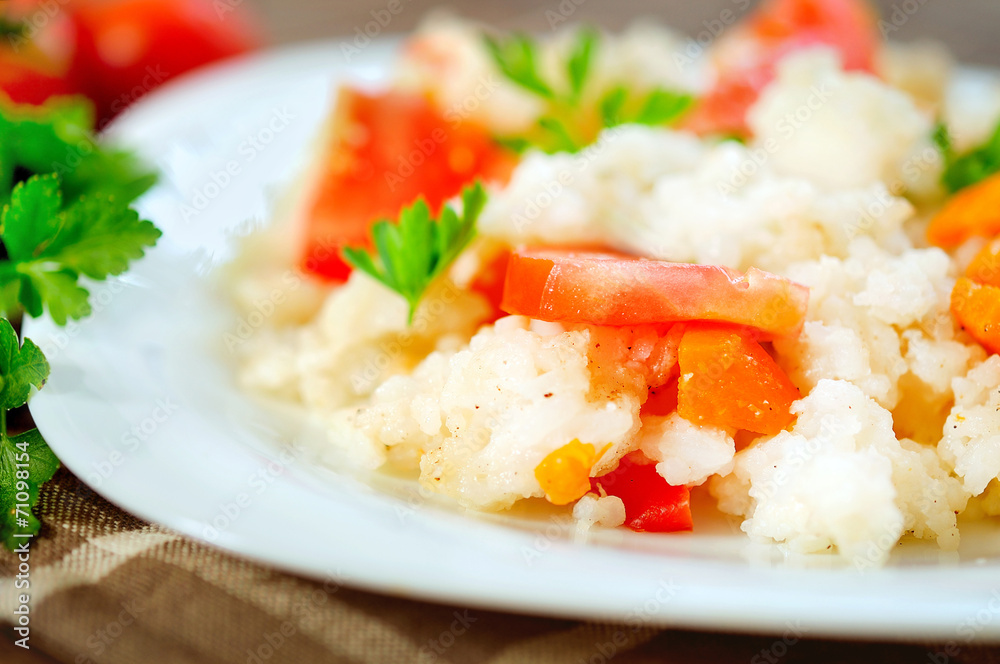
1, 468, 1000, 664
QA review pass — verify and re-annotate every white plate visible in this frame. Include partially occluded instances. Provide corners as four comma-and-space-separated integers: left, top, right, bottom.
25, 39, 1000, 643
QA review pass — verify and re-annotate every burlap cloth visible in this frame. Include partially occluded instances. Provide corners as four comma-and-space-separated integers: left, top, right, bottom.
0, 467, 996, 663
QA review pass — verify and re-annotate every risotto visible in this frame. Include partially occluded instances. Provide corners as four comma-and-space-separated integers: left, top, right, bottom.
227, 0, 1000, 565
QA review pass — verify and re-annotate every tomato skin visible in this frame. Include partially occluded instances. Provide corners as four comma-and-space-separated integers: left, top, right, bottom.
301, 87, 515, 281
500, 248, 808, 339
65, 0, 261, 125
591, 454, 692, 533
684, 0, 879, 136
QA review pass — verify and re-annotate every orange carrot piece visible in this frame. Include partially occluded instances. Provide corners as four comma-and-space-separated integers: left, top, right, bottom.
927, 173, 1000, 248
677, 324, 800, 435
951, 277, 1000, 355
965, 237, 1000, 288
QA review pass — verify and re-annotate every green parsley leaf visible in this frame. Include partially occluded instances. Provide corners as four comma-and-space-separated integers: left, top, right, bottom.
0, 96, 157, 208
0, 318, 49, 412
0, 174, 161, 324
634, 89, 695, 126
599, 86, 629, 128
1, 428, 59, 548
537, 116, 581, 153
0, 94, 161, 551
566, 27, 598, 102
600, 86, 694, 128
485, 28, 694, 154
0, 319, 56, 549
483, 34, 554, 99
342, 182, 487, 323
937, 119, 1000, 193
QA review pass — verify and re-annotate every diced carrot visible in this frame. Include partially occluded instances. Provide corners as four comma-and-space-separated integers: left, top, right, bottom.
534, 440, 606, 506
951, 277, 1000, 355
927, 173, 1000, 249
965, 237, 1000, 288
677, 324, 801, 434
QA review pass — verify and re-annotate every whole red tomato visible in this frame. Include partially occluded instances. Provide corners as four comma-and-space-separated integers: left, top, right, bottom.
66, 0, 262, 126
0, 3, 76, 104
0, 44, 76, 104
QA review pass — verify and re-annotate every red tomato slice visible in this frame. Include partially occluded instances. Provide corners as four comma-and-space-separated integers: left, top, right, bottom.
684, 0, 879, 137
591, 453, 692, 533
300, 87, 516, 281
500, 248, 809, 338
66, 0, 261, 125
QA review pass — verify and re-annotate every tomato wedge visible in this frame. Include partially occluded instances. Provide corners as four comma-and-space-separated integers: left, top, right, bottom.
500, 248, 809, 338
591, 454, 692, 533
683, 0, 879, 136
301, 87, 516, 281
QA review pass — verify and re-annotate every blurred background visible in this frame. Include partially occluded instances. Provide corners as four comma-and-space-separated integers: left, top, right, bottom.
252, 0, 1000, 65
2, 0, 999, 132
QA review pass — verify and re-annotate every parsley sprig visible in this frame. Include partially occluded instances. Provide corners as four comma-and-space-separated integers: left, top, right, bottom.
0, 96, 157, 208
342, 182, 486, 323
934, 120, 1000, 193
0, 96, 161, 549
0, 319, 56, 549
0, 174, 161, 324
484, 28, 694, 154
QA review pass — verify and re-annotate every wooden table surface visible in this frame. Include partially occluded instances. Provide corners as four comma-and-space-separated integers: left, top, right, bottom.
5, 1, 1000, 663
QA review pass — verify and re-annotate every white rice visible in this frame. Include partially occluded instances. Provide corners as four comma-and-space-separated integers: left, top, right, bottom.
231, 17, 1000, 563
